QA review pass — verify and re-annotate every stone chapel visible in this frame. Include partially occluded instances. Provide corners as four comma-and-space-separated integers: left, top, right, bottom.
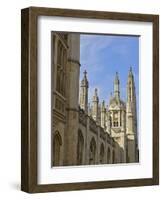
52, 32, 139, 166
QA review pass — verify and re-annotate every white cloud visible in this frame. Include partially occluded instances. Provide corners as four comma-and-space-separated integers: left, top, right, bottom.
80, 34, 139, 107
80, 35, 114, 70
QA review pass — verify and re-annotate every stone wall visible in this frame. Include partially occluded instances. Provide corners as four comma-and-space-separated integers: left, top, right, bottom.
77, 107, 123, 165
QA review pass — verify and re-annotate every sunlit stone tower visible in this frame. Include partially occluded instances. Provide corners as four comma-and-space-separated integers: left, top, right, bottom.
101, 100, 106, 129
79, 70, 89, 113
52, 32, 139, 167
78, 69, 139, 164
108, 72, 126, 163
114, 72, 120, 98
126, 67, 139, 162
51, 33, 81, 166
92, 88, 99, 123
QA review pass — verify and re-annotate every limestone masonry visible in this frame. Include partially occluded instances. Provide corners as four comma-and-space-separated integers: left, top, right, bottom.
52, 32, 139, 166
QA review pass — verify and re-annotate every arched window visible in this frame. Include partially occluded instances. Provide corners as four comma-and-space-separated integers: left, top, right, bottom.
113, 121, 118, 127
53, 131, 62, 166
107, 147, 111, 164
89, 137, 96, 165
77, 130, 84, 165
100, 143, 105, 164
56, 40, 67, 96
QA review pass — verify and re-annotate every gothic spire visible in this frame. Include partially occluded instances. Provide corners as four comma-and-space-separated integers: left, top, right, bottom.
101, 100, 106, 129
127, 67, 135, 102
101, 100, 105, 111
128, 66, 134, 80
81, 70, 89, 88
92, 88, 99, 102
114, 72, 120, 98
79, 70, 89, 113
92, 88, 99, 122
126, 66, 138, 162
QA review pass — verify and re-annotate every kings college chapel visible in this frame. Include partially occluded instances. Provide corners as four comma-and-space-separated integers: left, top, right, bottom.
52, 32, 139, 167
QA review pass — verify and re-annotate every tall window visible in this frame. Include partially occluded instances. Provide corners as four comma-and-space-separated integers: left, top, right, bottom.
77, 130, 84, 165
112, 149, 115, 164
89, 138, 96, 165
107, 147, 111, 163
113, 112, 118, 127
113, 121, 118, 127
53, 131, 62, 166
100, 143, 104, 164
56, 40, 67, 97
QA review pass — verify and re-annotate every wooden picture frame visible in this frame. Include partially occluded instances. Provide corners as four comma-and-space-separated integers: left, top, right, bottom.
21, 7, 159, 193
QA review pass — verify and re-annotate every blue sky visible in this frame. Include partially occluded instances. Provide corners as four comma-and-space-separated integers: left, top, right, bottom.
80, 34, 139, 109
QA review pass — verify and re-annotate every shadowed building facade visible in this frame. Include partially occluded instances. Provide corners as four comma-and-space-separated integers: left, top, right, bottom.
52, 32, 139, 166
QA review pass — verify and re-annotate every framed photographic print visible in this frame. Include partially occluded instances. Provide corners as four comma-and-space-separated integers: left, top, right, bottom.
21, 7, 159, 193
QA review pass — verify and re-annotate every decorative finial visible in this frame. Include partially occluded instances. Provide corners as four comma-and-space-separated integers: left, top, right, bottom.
115, 71, 119, 79
129, 66, 133, 76
81, 70, 88, 87
95, 88, 98, 95
92, 88, 99, 102
84, 70, 87, 76
114, 71, 119, 83
101, 100, 105, 110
